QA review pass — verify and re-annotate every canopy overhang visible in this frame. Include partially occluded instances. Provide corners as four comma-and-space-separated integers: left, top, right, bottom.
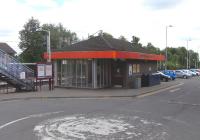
44, 51, 165, 61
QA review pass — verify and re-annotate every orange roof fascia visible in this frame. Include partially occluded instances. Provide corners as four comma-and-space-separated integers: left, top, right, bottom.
44, 51, 165, 61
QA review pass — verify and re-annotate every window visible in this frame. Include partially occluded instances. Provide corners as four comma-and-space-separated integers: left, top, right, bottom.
132, 64, 140, 73
132, 64, 137, 73
137, 64, 140, 73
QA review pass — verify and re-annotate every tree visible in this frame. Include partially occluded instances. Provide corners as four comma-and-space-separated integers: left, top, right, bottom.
99, 32, 113, 38
118, 35, 127, 41
145, 42, 161, 54
42, 23, 78, 49
19, 18, 79, 63
131, 36, 142, 47
19, 17, 45, 63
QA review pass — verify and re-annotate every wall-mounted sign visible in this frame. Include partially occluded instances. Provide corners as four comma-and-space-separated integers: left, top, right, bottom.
128, 64, 132, 76
20, 72, 26, 79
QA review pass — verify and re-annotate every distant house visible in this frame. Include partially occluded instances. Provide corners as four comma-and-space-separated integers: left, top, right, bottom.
0, 43, 16, 56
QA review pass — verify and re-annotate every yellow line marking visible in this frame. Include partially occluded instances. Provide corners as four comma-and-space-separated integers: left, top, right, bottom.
137, 82, 184, 98
170, 88, 180, 93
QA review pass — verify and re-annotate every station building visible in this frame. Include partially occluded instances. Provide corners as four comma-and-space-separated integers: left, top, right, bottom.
44, 35, 165, 89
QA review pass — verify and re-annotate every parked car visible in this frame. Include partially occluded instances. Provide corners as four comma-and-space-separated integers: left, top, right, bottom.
182, 69, 195, 76
175, 70, 191, 79
190, 69, 200, 76
156, 71, 171, 82
162, 70, 176, 80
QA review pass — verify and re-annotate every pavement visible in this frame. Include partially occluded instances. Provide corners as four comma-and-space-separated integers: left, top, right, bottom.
0, 79, 183, 101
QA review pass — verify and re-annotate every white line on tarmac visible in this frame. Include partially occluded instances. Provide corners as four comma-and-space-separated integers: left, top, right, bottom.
170, 88, 181, 93
137, 82, 184, 98
0, 111, 64, 130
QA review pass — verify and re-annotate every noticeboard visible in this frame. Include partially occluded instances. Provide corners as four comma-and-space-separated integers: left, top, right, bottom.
37, 63, 53, 79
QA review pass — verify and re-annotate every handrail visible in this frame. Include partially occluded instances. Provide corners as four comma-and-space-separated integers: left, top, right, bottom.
0, 49, 34, 73
0, 48, 34, 90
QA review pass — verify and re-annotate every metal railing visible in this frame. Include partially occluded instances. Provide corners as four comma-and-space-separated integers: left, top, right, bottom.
0, 49, 35, 90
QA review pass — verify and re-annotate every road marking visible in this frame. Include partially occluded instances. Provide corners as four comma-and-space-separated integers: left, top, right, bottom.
137, 82, 184, 98
34, 114, 169, 140
168, 101, 200, 106
0, 111, 64, 130
163, 116, 191, 127
170, 88, 180, 93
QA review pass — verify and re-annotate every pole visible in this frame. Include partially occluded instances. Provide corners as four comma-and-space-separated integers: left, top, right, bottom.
186, 40, 188, 69
47, 31, 51, 62
195, 59, 197, 68
165, 26, 168, 70
36, 29, 51, 62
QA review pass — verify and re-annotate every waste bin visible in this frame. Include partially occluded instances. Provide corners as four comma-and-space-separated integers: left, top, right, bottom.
149, 74, 160, 86
141, 74, 160, 87
133, 77, 141, 89
141, 74, 149, 87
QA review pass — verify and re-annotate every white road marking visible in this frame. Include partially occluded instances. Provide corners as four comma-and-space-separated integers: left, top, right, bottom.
0, 100, 21, 104
0, 111, 64, 130
163, 116, 191, 127
168, 101, 200, 106
170, 88, 180, 93
34, 114, 169, 140
137, 82, 184, 98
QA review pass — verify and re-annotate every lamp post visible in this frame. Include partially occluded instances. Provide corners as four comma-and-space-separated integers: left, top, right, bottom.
165, 25, 173, 70
37, 29, 51, 62
186, 39, 191, 69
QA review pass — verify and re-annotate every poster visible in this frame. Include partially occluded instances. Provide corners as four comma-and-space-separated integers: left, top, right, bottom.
37, 64, 45, 78
128, 64, 132, 76
46, 64, 52, 77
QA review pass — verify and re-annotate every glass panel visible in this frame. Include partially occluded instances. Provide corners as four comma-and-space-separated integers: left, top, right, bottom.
137, 64, 140, 73
132, 64, 137, 73
60, 59, 93, 88
88, 60, 92, 88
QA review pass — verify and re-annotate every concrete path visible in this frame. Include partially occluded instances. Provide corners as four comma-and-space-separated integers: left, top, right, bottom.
0, 79, 184, 101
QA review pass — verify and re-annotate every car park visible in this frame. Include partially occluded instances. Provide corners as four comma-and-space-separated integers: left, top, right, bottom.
175, 70, 191, 79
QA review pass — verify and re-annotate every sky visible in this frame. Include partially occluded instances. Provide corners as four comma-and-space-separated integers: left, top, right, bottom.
0, 0, 200, 54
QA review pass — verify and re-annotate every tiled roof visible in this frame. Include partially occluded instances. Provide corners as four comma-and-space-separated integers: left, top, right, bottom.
0, 43, 16, 55
53, 36, 151, 54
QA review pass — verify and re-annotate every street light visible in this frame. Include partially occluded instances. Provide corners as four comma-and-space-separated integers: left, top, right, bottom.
165, 25, 173, 70
186, 39, 191, 69
37, 29, 51, 62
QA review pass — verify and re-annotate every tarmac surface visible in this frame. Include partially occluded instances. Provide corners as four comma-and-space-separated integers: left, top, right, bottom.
0, 77, 200, 140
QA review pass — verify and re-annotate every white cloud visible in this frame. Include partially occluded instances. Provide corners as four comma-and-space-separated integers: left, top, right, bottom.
1, 0, 200, 54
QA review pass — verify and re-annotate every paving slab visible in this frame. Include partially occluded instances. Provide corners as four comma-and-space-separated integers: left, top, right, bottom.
0, 79, 184, 101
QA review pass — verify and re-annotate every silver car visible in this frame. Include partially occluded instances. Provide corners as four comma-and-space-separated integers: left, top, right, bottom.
175, 70, 191, 79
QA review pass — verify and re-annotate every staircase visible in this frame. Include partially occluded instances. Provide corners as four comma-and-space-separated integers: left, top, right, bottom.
0, 49, 35, 91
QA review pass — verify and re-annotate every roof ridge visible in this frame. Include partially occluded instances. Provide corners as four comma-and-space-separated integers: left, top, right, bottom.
100, 35, 115, 50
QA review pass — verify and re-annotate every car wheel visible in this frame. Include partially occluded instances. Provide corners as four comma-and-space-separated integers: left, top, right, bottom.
183, 75, 187, 79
